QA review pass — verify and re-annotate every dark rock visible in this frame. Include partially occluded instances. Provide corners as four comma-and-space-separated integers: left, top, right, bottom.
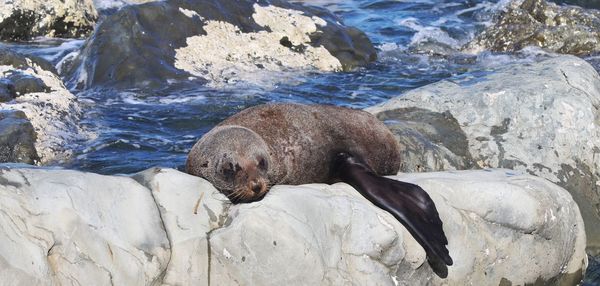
63, 0, 376, 90
0, 0, 97, 41
6, 73, 51, 95
464, 0, 600, 56
0, 110, 39, 164
0, 79, 15, 102
0, 49, 57, 74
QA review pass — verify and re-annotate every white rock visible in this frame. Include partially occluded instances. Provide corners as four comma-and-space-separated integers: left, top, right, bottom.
174, 4, 342, 87
0, 166, 169, 285
367, 55, 600, 251
132, 167, 229, 285
0, 167, 587, 285
0, 62, 92, 164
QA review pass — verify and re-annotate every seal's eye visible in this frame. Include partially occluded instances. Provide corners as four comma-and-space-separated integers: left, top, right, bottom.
258, 157, 268, 170
221, 162, 235, 179
200, 161, 209, 168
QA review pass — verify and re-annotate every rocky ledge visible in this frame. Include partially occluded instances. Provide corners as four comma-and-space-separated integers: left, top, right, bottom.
0, 0, 97, 41
0, 49, 89, 164
0, 166, 587, 285
367, 55, 600, 253
62, 0, 377, 89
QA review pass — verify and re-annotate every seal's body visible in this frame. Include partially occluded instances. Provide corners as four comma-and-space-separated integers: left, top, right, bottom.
186, 103, 401, 201
186, 103, 452, 274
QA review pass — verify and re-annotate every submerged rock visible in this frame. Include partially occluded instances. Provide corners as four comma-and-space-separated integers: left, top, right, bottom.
63, 0, 376, 89
0, 110, 38, 164
0, 0, 97, 41
464, 0, 600, 56
0, 166, 587, 285
368, 55, 600, 253
0, 49, 89, 164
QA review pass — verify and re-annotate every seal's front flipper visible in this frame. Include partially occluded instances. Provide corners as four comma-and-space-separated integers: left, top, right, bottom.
331, 152, 452, 277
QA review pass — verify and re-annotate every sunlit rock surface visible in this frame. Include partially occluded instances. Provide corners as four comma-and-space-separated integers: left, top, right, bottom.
464, 0, 600, 55
0, 167, 587, 285
0, 0, 97, 41
63, 0, 376, 89
368, 55, 600, 253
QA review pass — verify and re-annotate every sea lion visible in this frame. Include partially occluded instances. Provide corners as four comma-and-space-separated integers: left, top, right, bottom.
186, 103, 453, 275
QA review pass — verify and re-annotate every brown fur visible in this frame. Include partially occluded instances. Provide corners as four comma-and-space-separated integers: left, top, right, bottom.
186, 103, 401, 202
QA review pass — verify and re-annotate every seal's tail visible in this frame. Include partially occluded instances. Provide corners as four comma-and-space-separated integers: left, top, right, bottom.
331, 152, 453, 278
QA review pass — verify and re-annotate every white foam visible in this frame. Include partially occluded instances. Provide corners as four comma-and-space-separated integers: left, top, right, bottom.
397, 17, 460, 48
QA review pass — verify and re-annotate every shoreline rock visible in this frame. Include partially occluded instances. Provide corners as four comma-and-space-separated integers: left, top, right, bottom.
63, 0, 377, 89
0, 166, 588, 285
367, 55, 600, 253
464, 0, 600, 56
0, 49, 91, 164
0, 0, 97, 41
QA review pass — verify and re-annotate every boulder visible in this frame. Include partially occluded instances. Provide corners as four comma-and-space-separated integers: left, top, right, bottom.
0, 49, 89, 164
0, 166, 587, 285
0, 0, 97, 41
367, 55, 600, 253
62, 0, 376, 89
464, 0, 600, 56
0, 110, 38, 164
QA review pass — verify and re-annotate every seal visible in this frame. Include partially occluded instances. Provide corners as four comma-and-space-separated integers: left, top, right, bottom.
186, 103, 452, 274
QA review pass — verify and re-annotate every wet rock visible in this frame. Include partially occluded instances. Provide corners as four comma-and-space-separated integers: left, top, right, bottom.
0, 79, 14, 102
0, 110, 38, 164
0, 50, 89, 164
63, 0, 376, 89
464, 0, 600, 56
0, 0, 98, 41
368, 55, 600, 253
0, 49, 57, 74
0, 167, 586, 285
6, 73, 51, 96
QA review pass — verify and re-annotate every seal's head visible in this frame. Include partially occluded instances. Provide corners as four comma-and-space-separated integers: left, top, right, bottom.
186, 126, 271, 203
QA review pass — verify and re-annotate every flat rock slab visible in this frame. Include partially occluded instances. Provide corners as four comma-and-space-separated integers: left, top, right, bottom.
0, 166, 587, 285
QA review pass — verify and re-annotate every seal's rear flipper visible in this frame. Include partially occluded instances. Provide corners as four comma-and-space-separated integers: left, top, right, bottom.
331, 152, 453, 276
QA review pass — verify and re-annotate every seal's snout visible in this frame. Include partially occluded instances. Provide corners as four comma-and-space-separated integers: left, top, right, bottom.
250, 180, 263, 194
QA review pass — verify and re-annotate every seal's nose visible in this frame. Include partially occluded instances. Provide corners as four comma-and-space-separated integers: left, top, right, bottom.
250, 181, 262, 194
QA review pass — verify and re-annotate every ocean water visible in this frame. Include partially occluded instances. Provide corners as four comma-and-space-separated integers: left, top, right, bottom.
2, 0, 600, 284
